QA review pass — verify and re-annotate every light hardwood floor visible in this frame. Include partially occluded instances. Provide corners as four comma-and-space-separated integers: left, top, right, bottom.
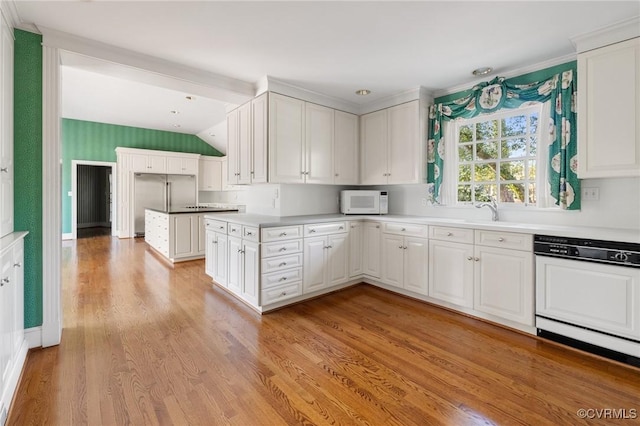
8, 236, 640, 425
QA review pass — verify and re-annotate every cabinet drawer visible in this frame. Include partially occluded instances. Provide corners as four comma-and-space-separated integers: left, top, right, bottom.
429, 226, 474, 244
262, 268, 303, 289
205, 219, 227, 233
227, 223, 242, 237
261, 281, 302, 305
382, 222, 428, 238
304, 221, 347, 236
262, 239, 303, 258
262, 225, 303, 242
475, 230, 532, 251
261, 253, 303, 274
242, 226, 259, 242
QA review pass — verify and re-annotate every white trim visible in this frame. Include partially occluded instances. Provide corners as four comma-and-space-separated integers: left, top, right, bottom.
38, 26, 253, 106
71, 160, 117, 239
434, 53, 576, 99
62, 233, 73, 241
571, 16, 640, 54
0, 1, 21, 30
24, 326, 43, 349
41, 45, 62, 348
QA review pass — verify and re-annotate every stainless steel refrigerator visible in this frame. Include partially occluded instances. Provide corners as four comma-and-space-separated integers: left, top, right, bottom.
133, 173, 197, 236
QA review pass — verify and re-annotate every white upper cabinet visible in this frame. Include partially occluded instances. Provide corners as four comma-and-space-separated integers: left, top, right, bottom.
269, 93, 306, 183
226, 93, 268, 185
578, 37, 640, 178
130, 152, 167, 173
305, 103, 334, 184
334, 111, 359, 185
198, 156, 223, 191
167, 156, 198, 175
361, 100, 422, 185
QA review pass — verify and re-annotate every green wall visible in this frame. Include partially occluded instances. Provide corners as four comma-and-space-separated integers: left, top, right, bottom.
62, 119, 222, 233
14, 29, 43, 328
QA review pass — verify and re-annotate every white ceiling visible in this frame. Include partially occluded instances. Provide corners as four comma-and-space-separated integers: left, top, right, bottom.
13, 1, 640, 149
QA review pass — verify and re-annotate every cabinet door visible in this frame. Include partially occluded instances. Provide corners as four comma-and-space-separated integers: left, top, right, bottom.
388, 100, 420, 184
197, 215, 207, 255
303, 236, 327, 294
226, 108, 239, 185
147, 154, 167, 173
381, 234, 404, 288
166, 157, 183, 174
428, 240, 474, 307
327, 233, 349, 287
0, 249, 12, 389
334, 111, 359, 185
305, 103, 334, 184
11, 240, 24, 359
348, 222, 363, 278
578, 38, 640, 178
363, 222, 381, 278
474, 246, 534, 326
171, 215, 194, 258
213, 233, 228, 286
130, 154, 149, 172
238, 102, 252, 184
360, 109, 388, 185
205, 230, 215, 277
251, 93, 268, 183
403, 237, 428, 295
227, 237, 242, 294
269, 93, 305, 183
199, 158, 222, 191
242, 241, 259, 306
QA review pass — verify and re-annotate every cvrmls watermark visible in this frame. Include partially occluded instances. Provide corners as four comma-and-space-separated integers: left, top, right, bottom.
576, 408, 637, 420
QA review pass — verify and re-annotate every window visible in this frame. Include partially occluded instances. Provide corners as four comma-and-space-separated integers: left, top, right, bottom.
455, 105, 542, 206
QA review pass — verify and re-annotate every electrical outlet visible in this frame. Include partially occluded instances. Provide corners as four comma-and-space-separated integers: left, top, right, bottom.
582, 187, 600, 201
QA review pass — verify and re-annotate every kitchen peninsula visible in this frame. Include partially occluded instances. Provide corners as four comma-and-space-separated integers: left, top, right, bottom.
145, 206, 239, 263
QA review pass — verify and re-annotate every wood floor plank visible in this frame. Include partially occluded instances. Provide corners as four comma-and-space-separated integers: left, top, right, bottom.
7, 236, 640, 425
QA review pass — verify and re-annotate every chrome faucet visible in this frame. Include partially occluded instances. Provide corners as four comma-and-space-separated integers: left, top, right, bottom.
476, 197, 499, 221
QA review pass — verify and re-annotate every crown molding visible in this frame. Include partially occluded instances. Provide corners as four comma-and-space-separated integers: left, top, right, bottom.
571, 16, 640, 53
38, 26, 255, 106
0, 0, 21, 31
358, 86, 433, 115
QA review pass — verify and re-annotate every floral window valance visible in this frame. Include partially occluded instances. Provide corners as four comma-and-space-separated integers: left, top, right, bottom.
427, 63, 580, 210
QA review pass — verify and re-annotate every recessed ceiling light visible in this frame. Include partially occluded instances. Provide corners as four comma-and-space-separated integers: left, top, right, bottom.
472, 67, 493, 76
355, 89, 371, 96
170, 110, 180, 114
185, 95, 195, 101
173, 124, 181, 128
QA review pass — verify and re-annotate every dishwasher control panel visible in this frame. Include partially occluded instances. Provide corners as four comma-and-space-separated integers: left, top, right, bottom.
534, 235, 640, 267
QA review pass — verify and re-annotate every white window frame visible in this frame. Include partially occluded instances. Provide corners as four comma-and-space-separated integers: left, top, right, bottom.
442, 102, 556, 209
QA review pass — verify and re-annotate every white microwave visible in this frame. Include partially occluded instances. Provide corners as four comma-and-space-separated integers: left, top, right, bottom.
340, 190, 388, 215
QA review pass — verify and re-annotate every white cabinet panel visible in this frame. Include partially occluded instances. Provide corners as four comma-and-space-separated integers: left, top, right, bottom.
199, 157, 223, 191
363, 222, 381, 278
227, 237, 243, 294
262, 282, 303, 305
304, 222, 347, 237
167, 156, 198, 175
303, 236, 327, 293
242, 241, 259, 306
428, 240, 474, 307
269, 93, 305, 183
334, 111, 359, 185
388, 101, 420, 184
261, 253, 303, 274
403, 237, 428, 295
429, 226, 474, 244
212, 233, 228, 286
251, 93, 268, 183
327, 233, 349, 287
262, 226, 303, 242
381, 234, 404, 288
262, 239, 303, 258
171, 215, 194, 257
578, 38, 640, 178
227, 108, 240, 183
262, 268, 303, 289
360, 109, 388, 185
237, 102, 252, 185
305, 103, 334, 184
348, 221, 363, 278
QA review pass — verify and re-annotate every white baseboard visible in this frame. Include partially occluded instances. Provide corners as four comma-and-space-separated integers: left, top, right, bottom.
62, 233, 73, 240
25, 326, 43, 348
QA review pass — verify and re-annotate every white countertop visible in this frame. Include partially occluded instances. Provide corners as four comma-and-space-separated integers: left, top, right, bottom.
0, 231, 29, 253
204, 213, 640, 244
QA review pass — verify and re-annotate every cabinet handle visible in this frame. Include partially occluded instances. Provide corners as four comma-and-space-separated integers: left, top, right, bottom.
231, 228, 237, 232
280, 291, 288, 296
279, 262, 287, 267
246, 231, 253, 236
376, 225, 380, 229
467, 256, 473, 261
251, 171, 255, 175
279, 247, 287, 252
212, 240, 218, 245
335, 173, 339, 177
403, 246, 408, 250
398, 245, 403, 249
0, 167, 7, 173
350, 225, 355, 229
339, 226, 344, 230
309, 229, 316, 233
13, 262, 22, 268
280, 232, 287, 237
474, 257, 480, 262
279, 277, 287, 281
447, 232, 453, 237
219, 226, 225, 230
328, 245, 333, 249
498, 237, 504, 242
401, 228, 406, 232
1, 277, 9, 286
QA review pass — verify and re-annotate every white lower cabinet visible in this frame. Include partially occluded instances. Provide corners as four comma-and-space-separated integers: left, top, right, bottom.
227, 236, 259, 307
146, 211, 207, 262
205, 226, 228, 287
303, 232, 349, 294
0, 233, 27, 422
348, 221, 363, 278
261, 225, 303, 306
362, 222, 381, 278
428, 226, 534, 327
381, 234, 428, 294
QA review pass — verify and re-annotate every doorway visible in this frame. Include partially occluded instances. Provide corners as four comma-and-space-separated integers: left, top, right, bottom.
71, 160, 117, 239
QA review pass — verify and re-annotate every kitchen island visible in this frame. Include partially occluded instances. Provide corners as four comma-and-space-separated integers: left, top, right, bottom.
145, 206, 238, 263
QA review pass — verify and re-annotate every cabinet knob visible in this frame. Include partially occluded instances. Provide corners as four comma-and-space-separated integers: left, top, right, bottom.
213, 240, 218, 245
13, 262, 21, 268
339, 226, 344, 230
280, 291, 288, 296
376, 225, 380, 229
350, 225, 355, 229
335, 173, 339, 177
398, 245, 403, 249
447, 232, 453, 236
280, 232, 287, 237
219, 226, 224, 230
1, 277, 9, 286
279, 262, 287, 267
498, 237, 504, 242
401, 228, 406, 231
474, 257, 480, 262
231, 228, 237, 232
403, 246, 408, 250
279, 277, 287, 281
309, 229, 316, 233
279, 247, 287, 252
246, 231, 253, 236
467, 256, 473, 261
0, 167, 7, 173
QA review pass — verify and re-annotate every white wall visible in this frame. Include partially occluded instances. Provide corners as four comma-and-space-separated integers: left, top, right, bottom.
375, 177, 640, 231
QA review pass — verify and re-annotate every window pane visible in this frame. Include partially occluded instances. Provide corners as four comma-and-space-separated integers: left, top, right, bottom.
530, 112, 539, 134
500, 161, 525, 180
475, 163, 496, 181
459, 125, 473, 143
476, 120, 498, 140
501, 115, 526, 137
528, 183, 537, 204
500, 183, 525, 203
502, 138, 527, 158
458, 185, 472, 202
528, 160, 536, 180
529, 136, 537, 155
475, 184, 496, 202
476, 141, 498, 160
458, 144, 473, 162
458, 164, 471, 182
